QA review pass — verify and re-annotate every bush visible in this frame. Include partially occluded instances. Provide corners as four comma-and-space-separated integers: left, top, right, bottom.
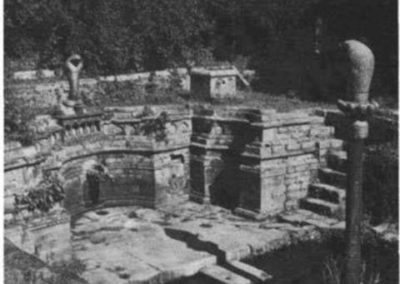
364, 141, 398, 224
4, 87, 37, 145
14, 174, 64, 213
321, 229, 398, 284
5, 0, 397, 104
5, 0, 212, 74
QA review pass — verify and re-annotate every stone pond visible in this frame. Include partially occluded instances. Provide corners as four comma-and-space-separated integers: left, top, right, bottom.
4, 98, 397, 283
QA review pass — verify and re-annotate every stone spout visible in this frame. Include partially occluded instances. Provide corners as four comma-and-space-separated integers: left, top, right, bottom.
341, 40, 375, 104
65, 54, 83, 101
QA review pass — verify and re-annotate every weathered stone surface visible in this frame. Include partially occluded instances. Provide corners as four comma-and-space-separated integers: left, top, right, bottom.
5, 208, 72, 266
72, 207, 217, 284
234, 109, 346, 217
191, 67, 238, 99
226, 260, 273, 283
199, 265, 251, 284
167, 219, 291, 261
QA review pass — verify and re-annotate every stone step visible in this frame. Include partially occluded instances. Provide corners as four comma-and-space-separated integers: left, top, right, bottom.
278, 209, 342, 229
308, 183, 345, 204
299, 197, 340, 218
318, 168, 347, 188
226, 260, 272, 283
199, 265, 252, 284
327, 150, 348, 172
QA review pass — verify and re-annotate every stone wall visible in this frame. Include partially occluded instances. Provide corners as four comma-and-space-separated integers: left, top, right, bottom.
4, 105, 192, 217
11, 105, 390, 220
5, 206, 71, 266
190, 106, 343, 218
4, 104, 193, 268
7, 68, 190, 109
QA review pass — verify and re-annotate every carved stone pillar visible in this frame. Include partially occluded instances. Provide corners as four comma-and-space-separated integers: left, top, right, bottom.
337, 40, 378, 284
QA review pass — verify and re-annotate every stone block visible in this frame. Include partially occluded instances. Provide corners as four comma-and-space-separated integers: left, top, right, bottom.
262, 175, 284, 187
191, 67, 237, 99
262, 128, 276, 141
286, 141, 301, 151
272, 144, 286, 155
276, 133, 291, 141
301, 140, 317, 151
287, 182, 302, 192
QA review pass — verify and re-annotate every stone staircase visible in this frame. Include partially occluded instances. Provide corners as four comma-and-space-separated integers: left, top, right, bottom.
300, 149, 348, 220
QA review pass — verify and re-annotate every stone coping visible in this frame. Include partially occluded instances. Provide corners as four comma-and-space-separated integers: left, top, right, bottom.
191, 67, 238, 77
192, 105, 276, 121
5, 156, 46, 172
192, 115, 249, 124
55, 111, 104, 121
111, 114, 192, 124
190, 142, 230, 151
4, 106, 192, 169
240, 150, 317, 164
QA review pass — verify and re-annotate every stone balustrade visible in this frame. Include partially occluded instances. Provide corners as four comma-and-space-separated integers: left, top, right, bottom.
56, 112, 104, 145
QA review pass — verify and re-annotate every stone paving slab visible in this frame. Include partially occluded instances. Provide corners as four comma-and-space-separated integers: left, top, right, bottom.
166, 219, 292, 261
73, 208, 217, 284
200, 265, 251, 284
71, 201, 326, 284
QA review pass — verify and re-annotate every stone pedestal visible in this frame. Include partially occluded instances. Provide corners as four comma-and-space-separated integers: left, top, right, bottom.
191, 67, 237, 99
235, 111, 338, 219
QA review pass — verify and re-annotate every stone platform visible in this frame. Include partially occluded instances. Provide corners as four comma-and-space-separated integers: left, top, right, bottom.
71, 197, 335, 284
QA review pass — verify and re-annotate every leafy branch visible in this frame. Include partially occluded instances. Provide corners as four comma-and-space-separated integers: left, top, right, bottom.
140, 111, 169, 141
14, 174, 64, 213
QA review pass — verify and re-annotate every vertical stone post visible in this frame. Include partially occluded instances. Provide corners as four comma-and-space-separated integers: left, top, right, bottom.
337, 40, 376, 284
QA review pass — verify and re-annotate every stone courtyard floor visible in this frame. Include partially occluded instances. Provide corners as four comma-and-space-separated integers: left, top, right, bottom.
71, 196, 344, 284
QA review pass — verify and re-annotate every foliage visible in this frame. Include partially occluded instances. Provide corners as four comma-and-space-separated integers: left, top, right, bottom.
4, 87, 37, 145
320, 230, 398, 284
140, 111, 169, 141
322, 256, 381, 284
91, 79, 185, 108
5, 0, 212, 74
86, 164, 112, 184
363, 141, 398, 224
14, 174, 64, 213
5, 0, 397, 103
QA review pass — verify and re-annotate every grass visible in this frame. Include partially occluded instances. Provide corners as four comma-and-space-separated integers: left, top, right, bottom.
86, 77, 337, 112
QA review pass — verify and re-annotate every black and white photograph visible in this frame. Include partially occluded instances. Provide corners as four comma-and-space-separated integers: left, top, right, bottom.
2, 0, 398, 283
